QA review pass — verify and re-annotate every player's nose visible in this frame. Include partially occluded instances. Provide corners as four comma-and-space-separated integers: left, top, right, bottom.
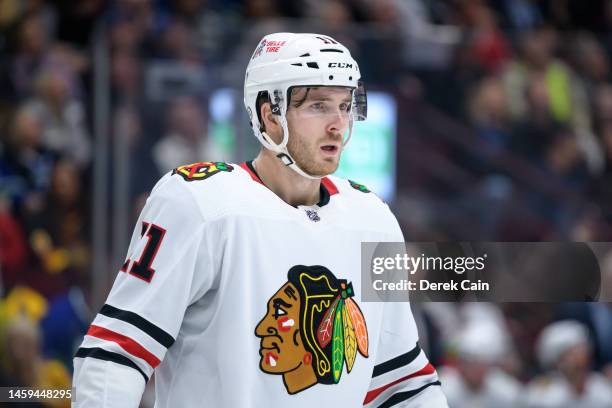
326, 110, 349, 133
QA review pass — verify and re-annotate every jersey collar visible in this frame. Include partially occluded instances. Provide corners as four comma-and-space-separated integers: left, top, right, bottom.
240, 161, 338, 207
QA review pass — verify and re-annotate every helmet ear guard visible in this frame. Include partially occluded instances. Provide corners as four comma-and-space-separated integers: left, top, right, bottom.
256, 88, 290, 153
270, 89, 283, 115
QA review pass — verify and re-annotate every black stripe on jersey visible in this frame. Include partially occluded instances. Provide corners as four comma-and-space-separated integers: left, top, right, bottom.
372, 343, 421, 378
75, 347, 149, 382
99, 304, 175, 348
377, 381, 441, 408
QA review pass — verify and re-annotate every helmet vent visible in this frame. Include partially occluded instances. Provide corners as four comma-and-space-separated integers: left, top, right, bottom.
320, 49, 343, 53
306, 62, 319, 69
300, 53, 311, 57
291, 63, 303, 66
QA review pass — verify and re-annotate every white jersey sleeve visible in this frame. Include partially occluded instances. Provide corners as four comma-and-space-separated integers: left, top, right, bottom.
363, 301, 448, 407
73, 173, 213, 407
363, 212, 448, 408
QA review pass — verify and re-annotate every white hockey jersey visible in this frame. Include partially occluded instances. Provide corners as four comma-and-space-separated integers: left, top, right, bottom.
73, 161, 447, 407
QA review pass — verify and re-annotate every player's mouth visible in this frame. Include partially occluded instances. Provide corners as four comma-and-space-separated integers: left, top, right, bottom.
320, 144, 340, 156
264, 352, 279, 367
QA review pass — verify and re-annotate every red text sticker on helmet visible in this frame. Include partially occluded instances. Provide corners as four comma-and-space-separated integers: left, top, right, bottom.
265, 40, 286, 53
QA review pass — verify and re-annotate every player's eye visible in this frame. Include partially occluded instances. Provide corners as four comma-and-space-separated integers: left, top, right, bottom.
310, 102, 326, 112
340, 102, 351, 112
273, 304, 287, 319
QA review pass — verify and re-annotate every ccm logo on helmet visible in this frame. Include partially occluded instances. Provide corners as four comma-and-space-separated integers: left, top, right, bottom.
328, 62, 353, 68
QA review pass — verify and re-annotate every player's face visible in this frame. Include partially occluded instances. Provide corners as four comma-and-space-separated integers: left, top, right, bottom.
255, 282, 306, 373
285, 87, 352, 177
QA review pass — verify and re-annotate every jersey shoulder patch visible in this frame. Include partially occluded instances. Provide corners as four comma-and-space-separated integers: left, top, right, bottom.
172, 161, 234, 182
348, 180, 370, 193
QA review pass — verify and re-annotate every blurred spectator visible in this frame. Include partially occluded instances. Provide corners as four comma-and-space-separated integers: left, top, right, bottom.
107, 0, 159, 57
0, 107, 56, 210
440, 322, 522, 408
23, 159, 90, 298
523, 320, 612, 407
555, 304, 612, 373
395, 0, 462, 69
510, 73, 562, 161
2, 316, 70, 407
570, 33, 610, 91
468, 76, 511, 151
502, 27, 591, 137
109, 18, 144, 54
152, 96, 225, 174
9, 12, 52, 99
111, 50, 141, 103
458, 1, 511, 74
24, 70, 91, 167
8, 12, 86, 100
156, 18, 201, 62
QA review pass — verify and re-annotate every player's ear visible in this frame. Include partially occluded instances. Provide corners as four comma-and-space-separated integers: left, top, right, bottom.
260, 102, 282, 144
260, 102, 279, 129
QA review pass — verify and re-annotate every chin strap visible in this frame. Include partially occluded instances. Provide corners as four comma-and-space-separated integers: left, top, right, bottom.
260, 118, 322, 180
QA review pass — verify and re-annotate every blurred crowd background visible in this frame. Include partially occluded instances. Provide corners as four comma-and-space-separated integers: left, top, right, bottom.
0, 0, 611, 406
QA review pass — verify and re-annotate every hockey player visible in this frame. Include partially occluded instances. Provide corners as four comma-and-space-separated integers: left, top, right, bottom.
72, 32, 448, 407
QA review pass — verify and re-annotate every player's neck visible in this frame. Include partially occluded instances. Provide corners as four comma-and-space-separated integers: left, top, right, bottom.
253, 151, 321, 207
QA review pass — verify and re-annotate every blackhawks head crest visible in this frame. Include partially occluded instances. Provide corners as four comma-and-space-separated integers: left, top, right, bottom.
172, 162, 233, 182
255, 265, 368, 394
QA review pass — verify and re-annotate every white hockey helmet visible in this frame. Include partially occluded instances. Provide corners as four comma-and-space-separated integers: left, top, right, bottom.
244, 32, 367, 179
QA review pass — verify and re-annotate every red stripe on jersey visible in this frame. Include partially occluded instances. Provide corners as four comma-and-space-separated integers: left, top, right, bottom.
239, 162, 264, 185
87, 325, 161, 368
321, 177, 338, 196
363, 363, 436, 405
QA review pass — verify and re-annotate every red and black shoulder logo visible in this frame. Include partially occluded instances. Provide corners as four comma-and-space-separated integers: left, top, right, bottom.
349, 180, 370, 193
172, 162, 233, 182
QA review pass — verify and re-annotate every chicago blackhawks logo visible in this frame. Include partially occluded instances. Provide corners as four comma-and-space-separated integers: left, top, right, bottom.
255, 265, 368, 394
172, 162, 233, 182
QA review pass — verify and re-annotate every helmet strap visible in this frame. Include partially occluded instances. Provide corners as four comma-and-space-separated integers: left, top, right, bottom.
277, 118, 322, 180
